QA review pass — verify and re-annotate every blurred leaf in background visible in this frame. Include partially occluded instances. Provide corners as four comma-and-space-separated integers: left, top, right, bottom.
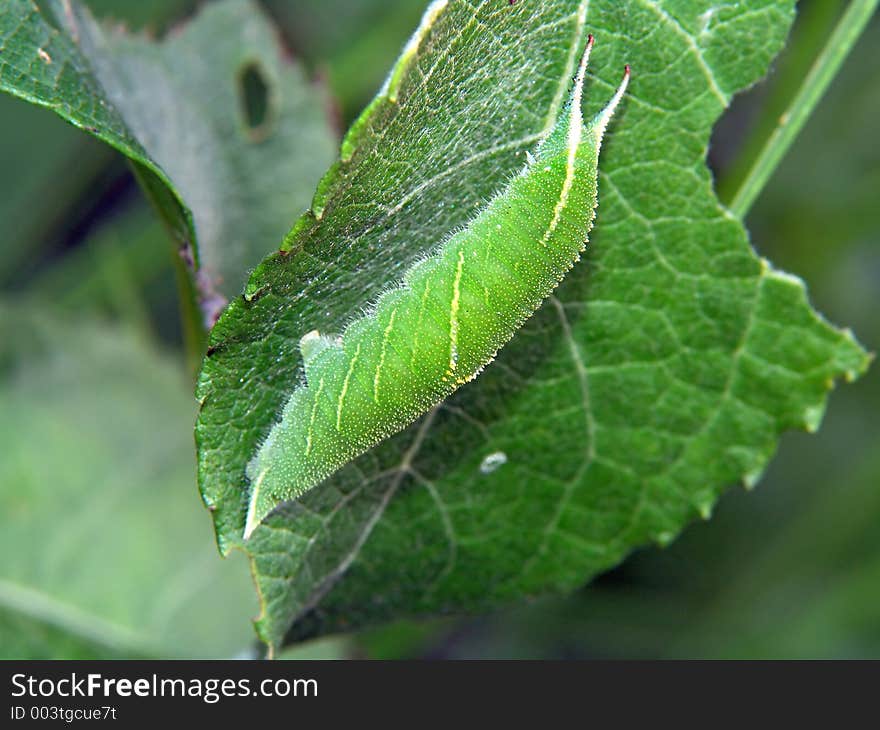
0, 0, 339, 659
60, 0, 339, 304
1, 0, 338, 350
0, 0, 196, 288
0, 99, 117, 288
0, 301, 257, 658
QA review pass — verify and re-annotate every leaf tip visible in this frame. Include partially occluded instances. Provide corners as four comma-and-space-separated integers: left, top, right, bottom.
310, 162, 343, 220
742, 467, 764, 491
802, 402, 827, 433
697, 500, 714, 521
243, 281, 269, 302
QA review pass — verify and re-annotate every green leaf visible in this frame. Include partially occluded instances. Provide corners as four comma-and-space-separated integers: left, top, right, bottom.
0, 0, 337, 309
196, 0, 869, 651
0, 304, 257, 658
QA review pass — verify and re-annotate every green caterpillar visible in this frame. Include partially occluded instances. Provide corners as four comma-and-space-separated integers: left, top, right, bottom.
244, 36, 629, 539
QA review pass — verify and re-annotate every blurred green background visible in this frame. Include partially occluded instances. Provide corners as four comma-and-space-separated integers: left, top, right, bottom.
1, 0, 876, 659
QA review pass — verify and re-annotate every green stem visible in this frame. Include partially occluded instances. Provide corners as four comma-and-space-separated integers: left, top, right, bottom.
716, 1, 837, 207
727, 0, 879, 219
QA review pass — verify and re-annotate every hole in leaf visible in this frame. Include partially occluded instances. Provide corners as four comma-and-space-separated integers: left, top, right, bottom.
238, 61, 274, 142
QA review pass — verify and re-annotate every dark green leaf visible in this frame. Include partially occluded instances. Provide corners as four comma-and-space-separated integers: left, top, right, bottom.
196, 0, 868, 651
0, 305, 257, 659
